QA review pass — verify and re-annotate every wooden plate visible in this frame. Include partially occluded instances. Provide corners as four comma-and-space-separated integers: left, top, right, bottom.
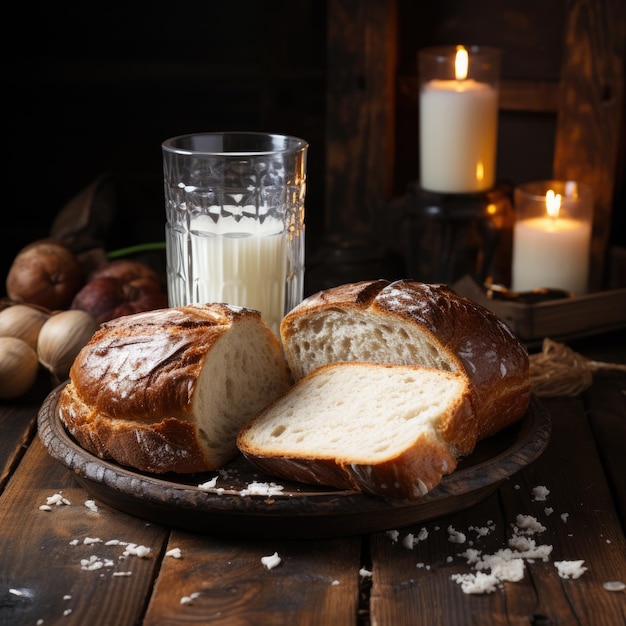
38, 385, 550, 539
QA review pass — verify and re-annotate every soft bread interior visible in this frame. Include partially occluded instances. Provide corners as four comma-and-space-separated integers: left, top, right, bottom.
283, 310, 457, 380
194, 317, 290, 464
238, 363, 471, 464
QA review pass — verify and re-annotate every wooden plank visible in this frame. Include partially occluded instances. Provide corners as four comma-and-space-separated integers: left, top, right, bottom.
0, 375, 53, 493
326, 0, 397, 238
0, 438, 168, 626
553, 0, 626, 290
368, 395, 626, 624
0, 403, 36, 493
144, 531, 362, 625
584, 374, 626, 530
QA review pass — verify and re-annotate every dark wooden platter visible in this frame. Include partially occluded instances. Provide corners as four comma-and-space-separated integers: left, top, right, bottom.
38, 384, 550, 539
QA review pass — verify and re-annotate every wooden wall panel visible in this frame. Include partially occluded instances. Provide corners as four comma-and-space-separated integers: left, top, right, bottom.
553, 0, 625, 289
325, 0, 397, 239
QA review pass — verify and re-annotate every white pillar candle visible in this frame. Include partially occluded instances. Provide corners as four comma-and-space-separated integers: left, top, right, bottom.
511, 181, 593, 295
419, 46, 500, 194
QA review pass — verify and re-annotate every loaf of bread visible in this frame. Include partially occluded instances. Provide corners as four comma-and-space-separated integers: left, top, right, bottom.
58, 303, 291, 474
280, 280, 530, 440
237, 362, 477, 499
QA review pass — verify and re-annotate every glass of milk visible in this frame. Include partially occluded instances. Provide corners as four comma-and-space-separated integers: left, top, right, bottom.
162, 132, 308, 336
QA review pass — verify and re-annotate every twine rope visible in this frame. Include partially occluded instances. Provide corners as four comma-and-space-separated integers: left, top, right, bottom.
529, 338, 626, 397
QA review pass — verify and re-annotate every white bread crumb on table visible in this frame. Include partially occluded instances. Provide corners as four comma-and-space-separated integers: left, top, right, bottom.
532, 485, 550, 501
603, 581, 625, 591
46, 492, 71, 506
166, 548, 182, 559
555, 560, 588, 579
180, 592, 201, 605
84, 499, 99, 513
261, 552, 281, 570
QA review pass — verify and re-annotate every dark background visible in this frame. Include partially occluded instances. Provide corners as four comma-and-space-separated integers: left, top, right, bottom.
3, 2, 328, 280
4, 1, 624, 293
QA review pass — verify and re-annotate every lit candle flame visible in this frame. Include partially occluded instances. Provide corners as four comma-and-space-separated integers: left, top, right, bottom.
545, 189, 561, 218
455, 46, 469, 81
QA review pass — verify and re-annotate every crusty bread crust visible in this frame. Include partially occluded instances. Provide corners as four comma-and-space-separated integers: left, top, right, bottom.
237, 436, 461, 500
58, 304, 291, 474
280, 280, 530, 439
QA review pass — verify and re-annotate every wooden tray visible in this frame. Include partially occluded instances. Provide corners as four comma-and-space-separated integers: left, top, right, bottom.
38, 384, 550, 539
453, 275, 626, 346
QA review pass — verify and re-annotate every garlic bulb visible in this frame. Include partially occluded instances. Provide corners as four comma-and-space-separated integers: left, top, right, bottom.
0, 304, 50, 349
37, 310, 99, 381
0, 336, 39, 399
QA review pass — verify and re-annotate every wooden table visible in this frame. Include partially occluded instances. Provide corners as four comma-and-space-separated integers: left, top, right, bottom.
1, 330, 625, 626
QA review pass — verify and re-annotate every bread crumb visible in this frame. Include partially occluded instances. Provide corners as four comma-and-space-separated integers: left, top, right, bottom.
514, 514, 546, 535
532, 485, 550, 501
332, 579, 340, 585
261, 552, 281, 570
554, 560, 587, 579
560, 513, 569, 523
166, 548, 182, 559
46, 492, 71, 506
112, 571, 133, 577
39, 505, 52, 512
83, 537, 102, 545
198, 476, 218, 490
603, 581, 625, 591
81, 555, 115, 571
471, 524, 494, 538
447, 526, 467, 544
123, 544, 151, 558
359, 568, 373, 577
240, 481, 285, 497
450, 571, 500, 594
402, 527, 429, 549
386, 530, 399, 543
84, 500, 99, 513
180, 592, 201, 605
544, 507, 554, 516
417, 527, 428, 541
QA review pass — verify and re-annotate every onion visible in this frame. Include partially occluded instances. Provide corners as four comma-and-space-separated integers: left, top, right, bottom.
0, 337, 39, 398
0, 304, 50, 349
37, 310, 99, 381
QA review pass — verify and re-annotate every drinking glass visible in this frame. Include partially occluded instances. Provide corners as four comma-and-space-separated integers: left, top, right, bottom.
162, 132, 308, 335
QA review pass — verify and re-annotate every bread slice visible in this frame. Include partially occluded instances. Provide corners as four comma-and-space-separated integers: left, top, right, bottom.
280, 279, 530, 439
237, 362, 477, 500
58, 303, 291, 473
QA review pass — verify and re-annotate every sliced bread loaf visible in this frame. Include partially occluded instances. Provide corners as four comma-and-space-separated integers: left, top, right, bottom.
237, 362, 477, 500
58, 303, 291, 473
280, 279, 530, 439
